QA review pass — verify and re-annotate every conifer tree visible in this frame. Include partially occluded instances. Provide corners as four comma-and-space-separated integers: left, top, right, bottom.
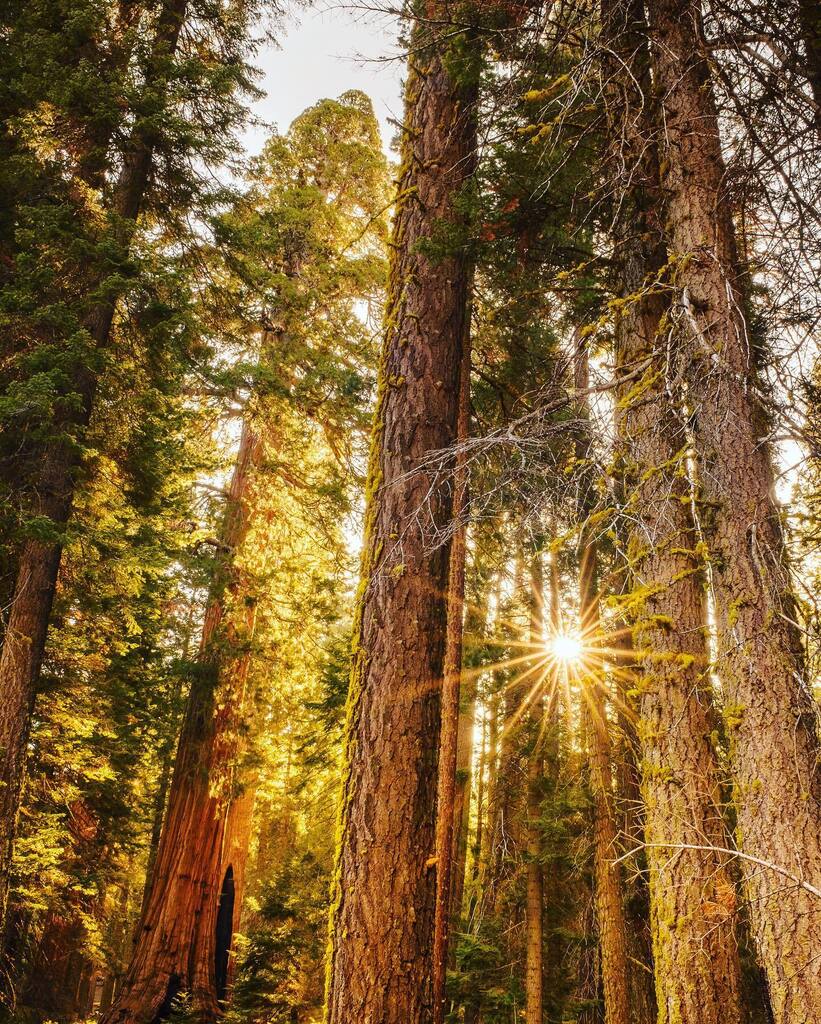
599, 3, 744, 1020
0, 0, 267, 935
325, 7, 477, 1020
645, 2, 821, 1016
102, 92, 389, 1024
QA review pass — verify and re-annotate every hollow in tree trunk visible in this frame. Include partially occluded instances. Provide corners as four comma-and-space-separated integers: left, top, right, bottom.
101, 419, 261, 1024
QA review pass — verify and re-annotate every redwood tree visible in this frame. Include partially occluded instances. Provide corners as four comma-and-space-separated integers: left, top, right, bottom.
101, 417, 262, 1024
602, 2, 744, 1020
646, 2, 821, 1017
325, 7, 477, 1020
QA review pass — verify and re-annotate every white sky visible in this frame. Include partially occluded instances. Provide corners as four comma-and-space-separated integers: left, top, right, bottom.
246, 3, 405, 158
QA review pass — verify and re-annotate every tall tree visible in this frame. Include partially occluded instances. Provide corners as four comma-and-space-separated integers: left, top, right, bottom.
646, 2, 821, 1017
0, 0, 263, 934
325, 7, 478, 1020
524, 552, 545, 1024
101, 416, 262, 1024
102, 91, 388, 1024
432, 293, 472, 1024
574, 332, 631, 1024
601, 3, 745, 1020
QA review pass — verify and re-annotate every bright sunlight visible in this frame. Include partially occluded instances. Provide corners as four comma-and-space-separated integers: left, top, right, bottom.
549, 632, 584, 665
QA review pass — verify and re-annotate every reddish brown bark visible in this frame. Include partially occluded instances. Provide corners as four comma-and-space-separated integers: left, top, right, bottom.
600, 4, 745, 1021
575, 334, 630, 1024
101, 419, 260, 1024
325, 12, 476, 1022
646, 3, 821, 1018
432, 291, 472, 1024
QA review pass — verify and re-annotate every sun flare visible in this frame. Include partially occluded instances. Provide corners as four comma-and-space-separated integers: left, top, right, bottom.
549, 632, 584, 665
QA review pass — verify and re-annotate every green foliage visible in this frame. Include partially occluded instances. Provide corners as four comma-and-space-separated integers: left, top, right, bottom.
226, 852, 330, 1024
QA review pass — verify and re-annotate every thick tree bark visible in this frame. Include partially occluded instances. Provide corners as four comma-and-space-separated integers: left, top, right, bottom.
600, 4, 745, 1021
614, 229, 744, 1024
432, 297, 472, 1024
0, 0, 187, 935
325, 11, 476, 1022
646, 3, 821, 1018
101, 418, 260, 1024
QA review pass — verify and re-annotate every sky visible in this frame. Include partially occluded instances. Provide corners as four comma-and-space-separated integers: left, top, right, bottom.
246, 3, 405, 158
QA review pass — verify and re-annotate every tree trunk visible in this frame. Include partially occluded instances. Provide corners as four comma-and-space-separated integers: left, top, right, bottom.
609, 585, 656, 1024
325, 10, 476, 1021
574, 334, 630, 1024
450, 589, 484, 922
141, 646, 189, 918
101, 418, 260, 1024
487, 571, 529, 921
646, 3, 821, 1018
469, 706, 487, 891
0, 0, 188, 936
432, 291, 473, 1024
218, 782, 257, 1003
479, 685, 500, 883
600, 3, 746, 1021
524, 554, 544, 1024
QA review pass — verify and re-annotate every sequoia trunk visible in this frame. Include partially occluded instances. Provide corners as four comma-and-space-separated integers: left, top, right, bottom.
101, 418, 261, 1024
646, 3, 821, 1017
325, 10, 476, 1021
432, 293, 472, 1024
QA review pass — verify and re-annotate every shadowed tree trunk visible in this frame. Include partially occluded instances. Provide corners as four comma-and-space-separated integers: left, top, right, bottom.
0, 0, 188, 936
574, 335, 630, 1024
608, 563, 656, 1024
646, 3, 821, 1018
101, 417, 261, 1024
433, 286, 473, 1024
325, 8, 477, 1021
524, 553, 544, 1024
